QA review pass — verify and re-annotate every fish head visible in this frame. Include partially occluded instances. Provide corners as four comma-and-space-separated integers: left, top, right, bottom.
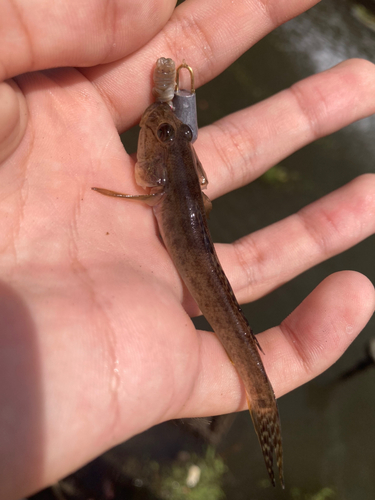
136, 103, 193, 188
140, 102, 193, 143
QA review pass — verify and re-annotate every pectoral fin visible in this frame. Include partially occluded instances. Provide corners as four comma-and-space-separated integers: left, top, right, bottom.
92, 187, 163, 207
202, 192, 212, 218
192, 146, 209, 189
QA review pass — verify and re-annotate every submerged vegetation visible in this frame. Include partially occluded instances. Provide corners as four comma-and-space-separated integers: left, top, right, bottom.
290, 486, 336, 500
148, 447, 227, 500
260, 164, 300, 186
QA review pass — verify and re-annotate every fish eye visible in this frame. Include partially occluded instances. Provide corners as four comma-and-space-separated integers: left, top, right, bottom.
183, 125, 193, 142
157, 123, 175, 143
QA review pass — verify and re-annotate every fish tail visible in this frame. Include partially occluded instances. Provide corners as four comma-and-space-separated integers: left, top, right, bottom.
247, 396, 284, 488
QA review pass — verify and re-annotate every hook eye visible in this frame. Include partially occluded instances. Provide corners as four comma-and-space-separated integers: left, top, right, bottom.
175, 62, 195, 94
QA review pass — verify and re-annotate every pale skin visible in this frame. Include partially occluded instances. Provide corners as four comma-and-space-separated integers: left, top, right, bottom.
1, 0, 375, 497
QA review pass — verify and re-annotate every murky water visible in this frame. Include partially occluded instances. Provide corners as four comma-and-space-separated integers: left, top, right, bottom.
192, 1, 375, 498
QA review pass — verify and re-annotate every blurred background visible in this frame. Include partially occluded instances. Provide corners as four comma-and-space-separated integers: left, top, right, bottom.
30, 0, 375, 498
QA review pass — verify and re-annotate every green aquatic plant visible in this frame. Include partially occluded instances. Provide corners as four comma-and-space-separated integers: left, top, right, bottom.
290, 486, 336, 500
351, 4, 375, 31
261, 164, 290, 184
151, 447, 227, 500
260, 164, 302, 191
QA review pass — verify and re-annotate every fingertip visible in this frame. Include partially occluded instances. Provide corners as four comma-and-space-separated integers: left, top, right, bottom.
337, 58, 375, 81
331, 58, 375, 116
333, 270, 375, 329
261, 271, 375, 397
285, 271, 375, 361
0, 80, 28, 165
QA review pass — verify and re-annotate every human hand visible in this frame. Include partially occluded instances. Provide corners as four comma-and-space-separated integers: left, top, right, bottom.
1, 0, 375, 497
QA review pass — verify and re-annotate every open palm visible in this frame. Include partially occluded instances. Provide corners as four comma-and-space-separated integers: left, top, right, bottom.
1, 0, 375, 498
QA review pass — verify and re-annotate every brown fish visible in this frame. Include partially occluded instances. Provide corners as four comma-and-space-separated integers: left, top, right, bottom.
93, 101, 284, 487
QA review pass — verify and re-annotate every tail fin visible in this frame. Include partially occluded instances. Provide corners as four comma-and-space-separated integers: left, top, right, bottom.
248, 397, 284, 488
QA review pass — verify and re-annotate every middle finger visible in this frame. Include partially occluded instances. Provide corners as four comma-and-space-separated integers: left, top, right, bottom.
196, 59, 375, 199
84, 0, 321, 130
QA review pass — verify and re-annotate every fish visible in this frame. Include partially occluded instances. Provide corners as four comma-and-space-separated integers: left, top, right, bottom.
92, 101, 284, 488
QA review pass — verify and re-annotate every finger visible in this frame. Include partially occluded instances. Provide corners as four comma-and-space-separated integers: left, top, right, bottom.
85, 0, 321, 129
196, 59, 375, 198
265, 271, 375, 397
0, 80, 28, 164
176, 271, 375, 418
0, 0, 176, 81
215, 174, 375, 305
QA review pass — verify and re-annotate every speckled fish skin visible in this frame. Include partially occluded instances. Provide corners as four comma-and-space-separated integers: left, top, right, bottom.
137, 102, 284, 487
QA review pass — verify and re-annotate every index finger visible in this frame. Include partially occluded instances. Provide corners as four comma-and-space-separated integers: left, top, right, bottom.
84, 0, 322, 130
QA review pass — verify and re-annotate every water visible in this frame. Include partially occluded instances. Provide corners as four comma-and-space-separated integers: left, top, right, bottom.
192, 1, 375, 498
